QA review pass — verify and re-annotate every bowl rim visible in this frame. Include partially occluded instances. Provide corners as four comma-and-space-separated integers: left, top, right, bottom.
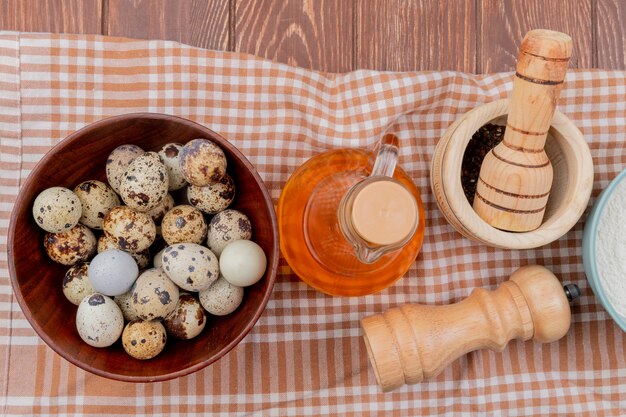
434, 99, 594, 249
7, 112, 280, 382
582, 168, 626, 333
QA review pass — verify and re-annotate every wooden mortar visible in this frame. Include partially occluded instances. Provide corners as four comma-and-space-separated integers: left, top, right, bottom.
361, 265, 577, 392
474, 30, 572, 231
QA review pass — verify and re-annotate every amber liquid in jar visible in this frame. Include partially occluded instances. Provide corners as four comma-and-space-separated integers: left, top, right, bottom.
278, 149, 425, 296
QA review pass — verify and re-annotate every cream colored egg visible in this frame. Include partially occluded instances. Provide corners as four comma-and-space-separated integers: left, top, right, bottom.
219, 240, 267, 287
102, 206, 156, 253
73, 180, 120, 230
122, 320, 167, 360
114, 289, 140, 321
161, 205, 207, 245
187, 174, 235, 214
119, 152, 169, 212
32, 187, 82, 233
44, 224, 97, 266
131, 268, 179, 320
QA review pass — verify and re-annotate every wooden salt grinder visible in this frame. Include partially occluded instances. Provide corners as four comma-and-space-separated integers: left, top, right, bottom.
361, 265, 579, 392
473, 30, 572, 232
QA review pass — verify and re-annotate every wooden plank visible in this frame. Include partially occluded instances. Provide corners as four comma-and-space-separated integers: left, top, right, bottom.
481, 0, 593, 73
234, 0, 354, 73
356, 0, 476, 72
596, 0, 626, 70
106, 0, 229, 50
0, 0, 102, 33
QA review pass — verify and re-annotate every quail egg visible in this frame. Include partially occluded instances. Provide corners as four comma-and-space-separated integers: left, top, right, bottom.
187, 174, 235, 214
161, 205, 207, 245
62, 262, 96, 305
114, 289, 140, 321
157, 143, 187, 191
153, 248, 165, 269
161, 243, 219, 292
132, 268, 179, 320
145, 193, 175, 224
219, 240, 267, 287
207, 209, 252, 256
76, 293, 124, 348
106, 144, 145, 194
97, 234, 150, 269
119, 152, 169, 212
199, 276, 244, 316
44, 224, 97, 265
32, 187, 82, 233
179, 138, 227, 186
88, 250, 139, 296
163, 293, 206, 340
102, 206, 156, 253
122, 320, 167, 360
73, 180, 120, 230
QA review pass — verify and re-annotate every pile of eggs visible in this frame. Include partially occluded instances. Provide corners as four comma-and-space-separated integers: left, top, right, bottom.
32, 139, 267, 360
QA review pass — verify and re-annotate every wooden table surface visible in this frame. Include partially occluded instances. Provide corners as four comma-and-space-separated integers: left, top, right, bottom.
1, 0, 625, 73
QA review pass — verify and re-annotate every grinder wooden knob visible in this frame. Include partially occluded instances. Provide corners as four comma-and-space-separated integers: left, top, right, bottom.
473, 30, 572, 231
360, 265, 577, 392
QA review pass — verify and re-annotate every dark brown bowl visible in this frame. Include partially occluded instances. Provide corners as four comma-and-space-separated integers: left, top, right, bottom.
8, 113, 279, 382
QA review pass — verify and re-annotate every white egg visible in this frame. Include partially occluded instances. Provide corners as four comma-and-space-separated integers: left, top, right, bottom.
219, 240, 267, 287
76, 293, 124, 348
88, 250, 139, 296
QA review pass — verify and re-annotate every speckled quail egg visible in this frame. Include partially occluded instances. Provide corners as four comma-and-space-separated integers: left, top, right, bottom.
179, 138, 227, 186
62, 262, 96, 305
106, 144, 145, 194
146, 193, 175, 224
161, 243, 219, 292
187, 174, 235, 214
220, 240, 267, 287
158, 143, 187, 191
119, 152, 169, 212
102, 206, 156, 253
73, 180, 120, 230
199, 276, 244, 316
163, 293, 206, 339
32, 187, 82, 233
132, 268, 179, 320
161, 205, 207, 245
153, 248, 165, 269
88, 250, 139, 296
97, 234, 150, 269
44, 224, 97, 265
207, 209, 252, 256
122, 320, 167, 360
114, 289, 140, 321
76, 293, 124, 348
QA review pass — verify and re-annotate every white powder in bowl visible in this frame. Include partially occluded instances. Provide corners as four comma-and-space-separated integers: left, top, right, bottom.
596, 176, 626, 317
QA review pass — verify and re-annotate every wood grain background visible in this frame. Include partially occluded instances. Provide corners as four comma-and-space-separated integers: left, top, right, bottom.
1, 0, 625, 73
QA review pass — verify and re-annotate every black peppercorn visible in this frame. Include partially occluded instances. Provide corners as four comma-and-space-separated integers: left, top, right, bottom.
461, 124, 505, 204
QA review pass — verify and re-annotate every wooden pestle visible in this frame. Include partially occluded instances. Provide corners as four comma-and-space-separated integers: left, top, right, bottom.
361, 265, 577, 392
473, 30, 572, 231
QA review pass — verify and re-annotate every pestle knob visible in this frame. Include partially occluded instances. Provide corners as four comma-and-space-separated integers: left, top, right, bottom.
360, 265, 575, 392
473, 30, 572, 231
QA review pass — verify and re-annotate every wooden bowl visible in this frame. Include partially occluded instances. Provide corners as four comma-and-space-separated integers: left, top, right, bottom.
431, 99, 594, 249
7, 113, 279, 382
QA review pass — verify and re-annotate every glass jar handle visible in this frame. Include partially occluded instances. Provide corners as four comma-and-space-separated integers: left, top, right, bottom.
371, 133, 399, 178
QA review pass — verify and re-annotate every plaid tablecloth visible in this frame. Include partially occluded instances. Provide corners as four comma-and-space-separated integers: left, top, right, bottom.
1, 32, 625, 416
